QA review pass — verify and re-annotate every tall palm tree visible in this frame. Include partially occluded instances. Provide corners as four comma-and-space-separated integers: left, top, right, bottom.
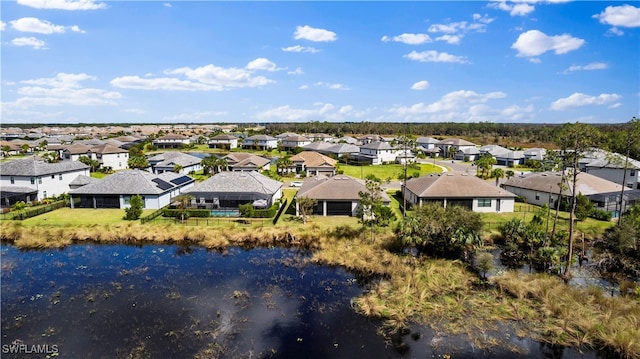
492, 168, 505, 186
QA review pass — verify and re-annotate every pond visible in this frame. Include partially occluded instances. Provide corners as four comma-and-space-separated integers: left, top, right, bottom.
0, 244, 610, 358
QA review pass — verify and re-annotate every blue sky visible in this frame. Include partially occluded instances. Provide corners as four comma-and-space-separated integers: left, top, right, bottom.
1, 0, 639, 124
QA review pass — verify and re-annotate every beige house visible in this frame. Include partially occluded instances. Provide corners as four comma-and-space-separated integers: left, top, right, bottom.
295, 175, 390, 216
403, 173, 516, 213
289, 151, 337, 177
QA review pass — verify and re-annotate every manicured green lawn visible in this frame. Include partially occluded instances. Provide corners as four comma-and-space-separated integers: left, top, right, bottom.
18, 208, 157, 226
338, 163, 442, 181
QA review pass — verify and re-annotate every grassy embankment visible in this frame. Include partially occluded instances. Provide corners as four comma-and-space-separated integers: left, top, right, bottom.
1, 204, 636, 358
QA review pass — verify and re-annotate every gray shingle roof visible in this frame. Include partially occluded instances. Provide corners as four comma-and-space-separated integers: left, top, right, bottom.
502, 171, 623, 196
69, 169, 190, 195
405, 173, 516, 198
361, 141, 392, 150
184, 171, 282, 195
436, 138, 476, 146
0, 158, 89, 176
297, 175, 391, 202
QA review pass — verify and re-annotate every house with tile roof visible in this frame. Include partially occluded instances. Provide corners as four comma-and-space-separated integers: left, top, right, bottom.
223, 153, 271, 172
584, 154, 640, 190
88, 144, 129, 170
242, 135, 278, 150
208, 134, 239, 149
147, 152, 203, 174
435, 138, 476, 159
281, 135, 311, 152
0, 158, 90, 203
69, 170, 195, 209
152, 134, 191, 149
403, 173, 516, 213
184, 171, 282, 209
353, 141, 399, 165
289, 151, 337, 177
478, 145, 526, 166
295, 175, 391, 216
501, 171, 627, 216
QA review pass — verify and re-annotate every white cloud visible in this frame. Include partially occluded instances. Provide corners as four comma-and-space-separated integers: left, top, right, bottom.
388, 90, 534, 122
5, 72, 121, 109
593, 5, 640, 28
164, 64, 274, 90
404, 50, 468, 63
17, 0, 107, 10
435, 35, 462, 45
110, 76, 216, 91
246, 58, 279, 72
314, 82, 349, 90
10, 17, 84, 34
163, 3, 172, 8
299, 85, 309, 90
288, 67, 304, 75
294, 25, 337, 42
162, 111, 227, 121
1, 21, 6, 31
281, 45, 320, 53
563, 62, 608, 74
12, 37, 46, 49
381, 33, 432, 45
550, 92, 622, 110
512, 30, 585, 57
111, 62, 276, 91
607, 27, 625, 36
256, 103, 365, 121
410, 80, 430, 90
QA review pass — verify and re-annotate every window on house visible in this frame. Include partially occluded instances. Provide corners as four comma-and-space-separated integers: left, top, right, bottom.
535, 193, 540, 200
631, 170, 636, 177
478, 199, 492, 207
59, 174, 63, 181
10, 177, 14, 184
38, 177, 42, 184
51, 175, 55, 179
43, 191, 47, 198
30, 177, 35, 185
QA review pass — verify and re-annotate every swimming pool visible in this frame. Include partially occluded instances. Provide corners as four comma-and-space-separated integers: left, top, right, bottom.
210, 209, 240, 217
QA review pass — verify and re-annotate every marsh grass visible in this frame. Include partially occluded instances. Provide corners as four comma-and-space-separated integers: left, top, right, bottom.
1, 218, 638, 357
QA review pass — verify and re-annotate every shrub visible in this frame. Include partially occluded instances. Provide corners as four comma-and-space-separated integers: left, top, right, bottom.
162, 208, 210, 218
590, 209, 612, 221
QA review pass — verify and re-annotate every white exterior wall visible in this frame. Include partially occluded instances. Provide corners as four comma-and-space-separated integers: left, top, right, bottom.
1, 168, 90, 200
209, 139, 238, 148
360, 148, 397, 164
502, 185, 560, 207
472, 198, 515, 213
587, 167, 639, 189
100, 153, 129, 170
282, 140, 311, 148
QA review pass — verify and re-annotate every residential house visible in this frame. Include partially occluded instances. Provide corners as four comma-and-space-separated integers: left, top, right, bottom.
501, 171, 625, 216
69, 170, 195, 209
224, 153, 271, 172
153, 134, 191, 149
0, 158, 90, 202
318, 143, 360, 159
305, 133, 334, 143
584, 155, 640, 190
435, 138, 476, 159
295, 175, 391, 216
333, 136, 358, 145
289, 151, 337, 177
354, 141, 398, 165
524, 148, 547, 161
147, 152, 203, 174
357, 134, 384, 145
478, 145, 526, 166
242, 135, 278, 150
455, 147, 481, 162
416, 137, 439, 150
62, 143, 93, 161
87, 144, 129, 170
184, 171, 282, 209
208, 134, 239, 149
403, 173, 516, 213
281, 135, 311, 152
301, 141, 333, 153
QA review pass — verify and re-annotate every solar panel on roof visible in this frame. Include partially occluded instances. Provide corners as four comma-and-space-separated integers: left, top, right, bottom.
152, 178, 173, 190
170, 176, 192, 185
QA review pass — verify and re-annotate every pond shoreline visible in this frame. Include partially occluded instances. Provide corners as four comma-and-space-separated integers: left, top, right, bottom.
1, 222, 638, 358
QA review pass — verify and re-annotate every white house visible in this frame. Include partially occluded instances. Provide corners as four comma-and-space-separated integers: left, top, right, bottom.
0, 158, 90, 201
208, 134, 239, 149
147, 152, 203, 174
153, 134, 191, 149
69, 170, 195, 209
436, 138, 476, 159
242, 135, 278, 150
355, 141, 398, 165
88, 144, 129, 170
585, 155, 640, 190
281, 135, 311, 151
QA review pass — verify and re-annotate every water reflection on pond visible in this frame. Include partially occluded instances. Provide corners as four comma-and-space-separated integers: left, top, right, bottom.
1, 244, 606, 358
